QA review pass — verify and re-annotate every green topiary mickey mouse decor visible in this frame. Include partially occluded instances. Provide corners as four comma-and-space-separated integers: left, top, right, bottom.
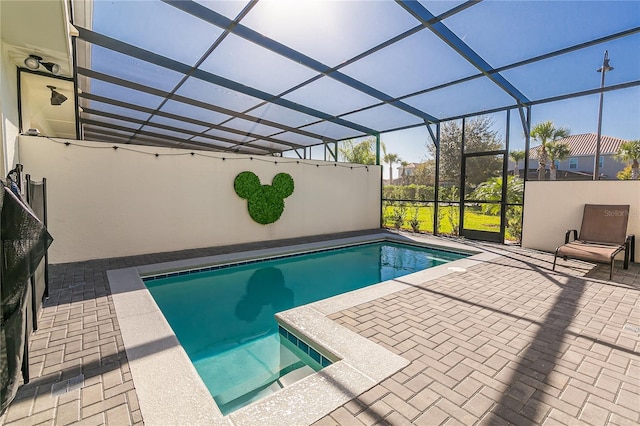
234, 171, 294, 225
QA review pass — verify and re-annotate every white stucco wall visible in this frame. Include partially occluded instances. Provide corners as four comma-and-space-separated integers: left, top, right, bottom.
0, 43, 20, 176
19, 136, 382, 264
522, 181, 640, 256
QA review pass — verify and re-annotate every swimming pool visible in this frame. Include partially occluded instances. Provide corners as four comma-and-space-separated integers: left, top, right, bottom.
143, 241, 468, 414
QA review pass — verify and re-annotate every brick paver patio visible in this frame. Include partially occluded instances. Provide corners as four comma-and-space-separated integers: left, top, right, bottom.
2, 231, 639, 425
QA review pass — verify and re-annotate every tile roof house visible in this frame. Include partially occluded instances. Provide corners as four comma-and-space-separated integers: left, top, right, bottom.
522, 133, 629, 180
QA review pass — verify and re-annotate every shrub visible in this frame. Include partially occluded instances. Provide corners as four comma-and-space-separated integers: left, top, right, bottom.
409, 204, 420, 232
390, 202, 407, 230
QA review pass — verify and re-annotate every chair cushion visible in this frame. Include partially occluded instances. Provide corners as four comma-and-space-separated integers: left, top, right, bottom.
556, 241, 624, 264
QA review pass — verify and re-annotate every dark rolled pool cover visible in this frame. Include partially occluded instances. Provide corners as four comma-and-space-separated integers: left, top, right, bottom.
0, 180, 52, 415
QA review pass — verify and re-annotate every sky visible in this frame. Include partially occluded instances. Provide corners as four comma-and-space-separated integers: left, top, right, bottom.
379, 85, 640, 178
87, 0, 640, 179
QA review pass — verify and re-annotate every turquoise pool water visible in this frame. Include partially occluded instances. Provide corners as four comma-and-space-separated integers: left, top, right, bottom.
144, 241, 467, 414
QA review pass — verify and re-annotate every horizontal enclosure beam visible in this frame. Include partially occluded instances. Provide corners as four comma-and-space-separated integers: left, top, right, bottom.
79, 92, 306, 151
77, 67, 335, 144
77, 26, 377, 135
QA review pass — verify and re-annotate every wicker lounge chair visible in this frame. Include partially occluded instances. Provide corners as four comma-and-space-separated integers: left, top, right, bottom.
553, 204, 635, 280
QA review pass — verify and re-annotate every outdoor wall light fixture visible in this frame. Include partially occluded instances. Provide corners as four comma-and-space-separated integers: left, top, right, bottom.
47, 86, 67, 106
24, 54, 60, 74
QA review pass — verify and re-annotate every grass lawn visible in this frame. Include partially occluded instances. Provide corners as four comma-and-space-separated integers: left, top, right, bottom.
383, 204, 504, 236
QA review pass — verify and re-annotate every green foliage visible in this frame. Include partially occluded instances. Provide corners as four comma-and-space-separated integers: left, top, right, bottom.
509, 150, 525, 177
412, 161, 436, 185
616, 140, 640, 180
234, 171, 294, 225
428, 117, 503, 188
470, 176, 524, 215
435, 188, 460, 236
439, 185, 460, 202
468, 176, 523, 241
409, 203, 420, 232
530, 121, 570, 180
338, 139, 380, 165
506, 206, 523, 243
616, 140, 640, 162
547, 142, 571, 162
381, 201, 521, 242
547, 142, 571, 180
509, 150, 525, 163
388, 202, 407, 230
384, 152, 401, 182
617, 164, 633, 180
440, 204, 459, 236
382, 184, 435, 201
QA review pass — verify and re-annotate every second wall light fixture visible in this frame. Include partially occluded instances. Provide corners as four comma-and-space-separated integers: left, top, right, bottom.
47, 86, 67, 106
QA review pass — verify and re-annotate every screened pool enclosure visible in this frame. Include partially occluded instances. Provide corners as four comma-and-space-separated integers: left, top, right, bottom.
33, 1, 640, 242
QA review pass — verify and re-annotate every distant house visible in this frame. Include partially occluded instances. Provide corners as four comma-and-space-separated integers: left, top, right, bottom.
396, 162, 420, 181
395, 162, 435, 185
516, 133, 628, 180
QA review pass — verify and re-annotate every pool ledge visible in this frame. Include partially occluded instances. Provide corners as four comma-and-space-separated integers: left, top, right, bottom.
232, 305, 407, 425
108, 233, 502, 425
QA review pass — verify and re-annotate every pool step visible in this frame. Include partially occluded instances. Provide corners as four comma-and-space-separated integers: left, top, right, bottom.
277, 364, 315, 387
217, 364, 315, 414
194, 331, 323, 414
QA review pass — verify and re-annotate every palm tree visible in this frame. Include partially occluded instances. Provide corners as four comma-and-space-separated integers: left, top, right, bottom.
509, 150, 525, 177
384, 153, 401, 184
530, 121, 570, 180
338, 139, 376, 165
616, 140, 640, 179
547, 142, 571, 181
471, 176, 524, 215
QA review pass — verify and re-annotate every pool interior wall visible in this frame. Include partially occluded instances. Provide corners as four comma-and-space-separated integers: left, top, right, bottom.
108, 232, 501, 426
142, 241, 467, 414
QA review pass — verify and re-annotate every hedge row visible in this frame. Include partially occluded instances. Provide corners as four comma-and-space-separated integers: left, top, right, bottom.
383, 184, 435, 201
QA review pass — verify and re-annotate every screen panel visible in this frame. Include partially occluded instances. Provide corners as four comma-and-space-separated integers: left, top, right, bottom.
248, 103, 319, 128
148, 115, 210, 134
404, 77, 515, 119
301, 121, 363, 141
159, 100, 231, 126
81, 78, 165, 110
341, 104, 423, 132
240, 1, 419, 67
341, 29, 479, 98
444, 0, 640, 68
199, 34, 319, 94
501, 34, 640, 102
271, 132, 322, 147
223, 118, 288, 137
80, 98, 152, 122
84, 43, 186, 92
92, 0, 224, 66
176, 77, 265, 112
283, 76, 380, 117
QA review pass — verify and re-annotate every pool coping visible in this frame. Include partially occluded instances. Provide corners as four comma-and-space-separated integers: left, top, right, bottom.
107, 232, 503, 425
